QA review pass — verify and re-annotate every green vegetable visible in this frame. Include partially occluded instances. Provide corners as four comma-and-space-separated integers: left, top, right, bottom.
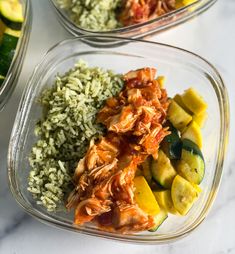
161, 123, 182, 160
5, 27, 21, 37
0, 18, 6, 41
148, 209, 168, 232
151, 150, 177, 188
182, 139, 204, 159
176, 139, 205, 184
0, 33, 18, 76
141, 156, 152, 184
153, 190, 179, 215
167, 100, 192, 131
0, 0, 23, 30
0, 74, 5, 86
171, 175, 201, 215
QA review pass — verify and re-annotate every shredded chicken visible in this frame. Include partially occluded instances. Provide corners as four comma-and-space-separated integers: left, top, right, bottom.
119, 0, 176, 26
67, 67, 170, 233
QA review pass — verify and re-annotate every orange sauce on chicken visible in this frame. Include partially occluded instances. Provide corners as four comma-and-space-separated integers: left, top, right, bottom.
67, 67, 170, 233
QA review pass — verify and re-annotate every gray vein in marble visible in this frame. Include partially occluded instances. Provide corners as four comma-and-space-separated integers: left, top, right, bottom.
223, 161, 235, 181
0, 213, 29, 243
216, 247, 235, 254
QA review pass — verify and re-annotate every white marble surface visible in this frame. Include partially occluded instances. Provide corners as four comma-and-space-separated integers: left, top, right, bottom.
0, 0, 235, 253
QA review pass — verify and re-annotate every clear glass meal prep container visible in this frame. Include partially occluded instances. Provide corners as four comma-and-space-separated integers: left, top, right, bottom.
49, 0, 217, 41
0, 0, 32, 111
8, 36, 229, 244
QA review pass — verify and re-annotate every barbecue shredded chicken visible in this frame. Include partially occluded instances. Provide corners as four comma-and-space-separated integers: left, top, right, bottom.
67, 67, 170, 233
119, 0, 176, 26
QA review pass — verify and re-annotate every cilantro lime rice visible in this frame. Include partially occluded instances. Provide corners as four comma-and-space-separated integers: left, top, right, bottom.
56, 0, 122, 31
28, 60, 124, 211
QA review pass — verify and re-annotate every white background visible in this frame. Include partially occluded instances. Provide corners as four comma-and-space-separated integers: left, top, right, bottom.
0, 0, 235, 253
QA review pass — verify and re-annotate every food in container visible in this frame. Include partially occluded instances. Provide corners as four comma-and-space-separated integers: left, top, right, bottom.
55, 0, 198, 31
0, 0, 24, 85
50, 0, 217, 40
0, 0, 31, 110
8, 37, 229, 243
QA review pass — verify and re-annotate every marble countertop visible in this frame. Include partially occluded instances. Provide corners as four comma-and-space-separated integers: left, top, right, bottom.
0, 0, 235, 253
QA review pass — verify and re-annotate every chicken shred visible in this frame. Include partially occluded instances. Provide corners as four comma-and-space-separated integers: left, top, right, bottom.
67, 67, 170, 233
119, 0, 176, 26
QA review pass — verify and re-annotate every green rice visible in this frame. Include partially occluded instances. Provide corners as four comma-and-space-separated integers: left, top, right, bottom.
28, 60, 124, 211
56, 0, 122, 31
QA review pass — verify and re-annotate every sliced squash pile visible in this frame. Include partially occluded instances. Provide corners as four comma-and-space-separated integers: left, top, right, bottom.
134, 85, 207, 232
0, 0, 24, 86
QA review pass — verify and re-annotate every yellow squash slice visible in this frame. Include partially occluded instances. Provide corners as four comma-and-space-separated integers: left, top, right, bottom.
0, 0, 24, 23
167, 100, 192, 131
181, 88, 207, 116
4, 27, 21, 37
175, 0, 196, 8
173, 94, 192, 114
134, 176, 160, 216
171, 175, 201, 215
154, 190, 178, 215
156, 76, 165, 89
173, 92, 207, 127
181, 121, 203, 148
192, 111, 208, 127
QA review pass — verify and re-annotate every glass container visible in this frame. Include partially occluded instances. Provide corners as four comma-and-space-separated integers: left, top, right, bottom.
8, 36, 229, 244
50, 0, 217, 42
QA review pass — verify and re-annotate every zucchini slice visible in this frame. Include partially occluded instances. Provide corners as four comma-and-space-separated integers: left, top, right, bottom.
176, 139, 205, 184
154, 190, 178, 215
161, 123, 182, 160
0, 18, 6, 41
0, 0, 23, 30
0, 33, 18, 76
171, 175, 201, 215
151, 150, 177, 188
141, 156, 152, 184
181, 88, 207, 115
148, 209, 168, 232
134, 176, 160, 216
173, 94, 192, 114
167, 100, 192, 131
0, 0, 24, 22
5, 27, 21, 37
149, 180, 164, 191
0, 74, 5, 86
135, 167, 143, 177
181, 121, 203, 148
182, 139, 204, 159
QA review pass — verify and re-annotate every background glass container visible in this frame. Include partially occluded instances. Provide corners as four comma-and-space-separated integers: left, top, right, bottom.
50, 0, 217, 41
0, 0, 32, 111
8, 36, 229, 244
